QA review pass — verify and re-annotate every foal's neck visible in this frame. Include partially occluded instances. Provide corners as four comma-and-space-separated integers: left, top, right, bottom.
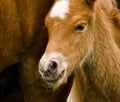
83, 7, 120, 100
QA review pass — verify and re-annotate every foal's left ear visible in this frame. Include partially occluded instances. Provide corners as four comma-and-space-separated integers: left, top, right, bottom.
85, 0, 97, 9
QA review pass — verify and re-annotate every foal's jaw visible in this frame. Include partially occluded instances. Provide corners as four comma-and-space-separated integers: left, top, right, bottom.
38, 52, 68, 89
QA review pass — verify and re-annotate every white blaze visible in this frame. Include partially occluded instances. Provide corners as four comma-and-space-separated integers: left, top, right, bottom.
50, 0, 69, 19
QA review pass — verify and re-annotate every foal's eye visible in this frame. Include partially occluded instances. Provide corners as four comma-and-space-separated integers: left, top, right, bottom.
75, 23, 86, 32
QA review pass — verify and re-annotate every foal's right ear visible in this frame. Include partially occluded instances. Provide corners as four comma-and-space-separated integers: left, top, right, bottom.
85, 0, 97, 9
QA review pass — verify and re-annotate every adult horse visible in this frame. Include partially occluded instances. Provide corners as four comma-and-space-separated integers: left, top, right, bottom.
39, 0, 120, 102
0, 0, 74, 102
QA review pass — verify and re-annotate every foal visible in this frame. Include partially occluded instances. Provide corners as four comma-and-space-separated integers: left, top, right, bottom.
39, 0, 120, 101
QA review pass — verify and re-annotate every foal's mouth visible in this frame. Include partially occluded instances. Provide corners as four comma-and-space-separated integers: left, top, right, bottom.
42, 70, 65, 83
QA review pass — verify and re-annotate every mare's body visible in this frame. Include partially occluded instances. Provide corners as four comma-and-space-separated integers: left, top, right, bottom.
0, 0, 73, 102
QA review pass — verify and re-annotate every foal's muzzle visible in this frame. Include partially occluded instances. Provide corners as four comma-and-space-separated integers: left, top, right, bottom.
38, 52, 68, 83
39, 61, 65, 82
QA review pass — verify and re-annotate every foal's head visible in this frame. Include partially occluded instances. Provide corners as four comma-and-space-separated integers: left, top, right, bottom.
38, 0, 114, 89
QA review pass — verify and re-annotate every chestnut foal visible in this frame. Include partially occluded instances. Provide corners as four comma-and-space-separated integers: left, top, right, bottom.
39, 0, 120, 102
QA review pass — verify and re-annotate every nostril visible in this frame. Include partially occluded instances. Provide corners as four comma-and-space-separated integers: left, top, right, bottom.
48, 61, 58, 73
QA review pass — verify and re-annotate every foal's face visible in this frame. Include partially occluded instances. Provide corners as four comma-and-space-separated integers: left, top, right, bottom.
39, 0, 95, 89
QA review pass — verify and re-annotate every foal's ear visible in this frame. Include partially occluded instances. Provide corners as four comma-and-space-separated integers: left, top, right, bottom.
85, 0, 97, 9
